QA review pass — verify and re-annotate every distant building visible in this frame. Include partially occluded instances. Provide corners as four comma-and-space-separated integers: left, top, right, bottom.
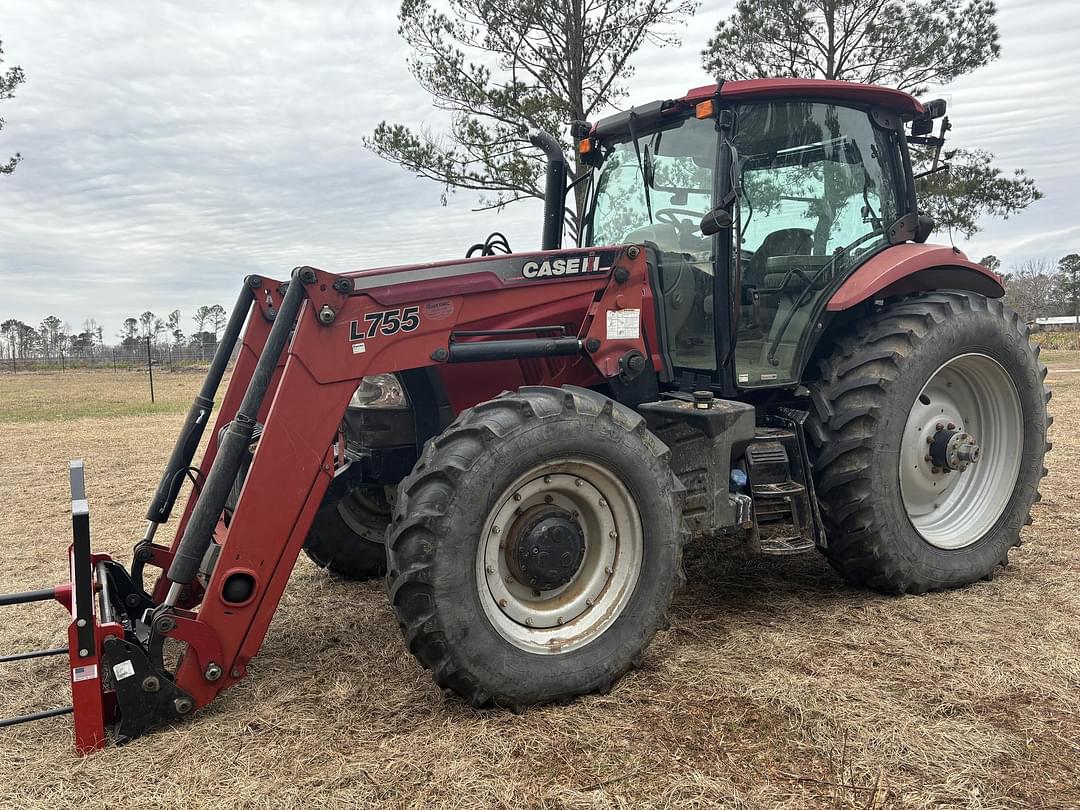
1033, 315, 1080, 332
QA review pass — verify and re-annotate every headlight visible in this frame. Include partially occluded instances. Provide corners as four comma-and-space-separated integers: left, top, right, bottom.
349, 374, 408, 409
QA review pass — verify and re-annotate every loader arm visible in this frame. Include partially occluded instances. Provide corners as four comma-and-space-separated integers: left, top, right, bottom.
0, 244, 658, 750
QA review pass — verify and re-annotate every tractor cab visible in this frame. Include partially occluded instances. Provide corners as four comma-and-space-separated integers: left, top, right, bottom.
582, 80, 922, 391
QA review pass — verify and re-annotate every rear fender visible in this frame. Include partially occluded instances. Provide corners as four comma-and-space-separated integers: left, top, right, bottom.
826, 244, 1003, 311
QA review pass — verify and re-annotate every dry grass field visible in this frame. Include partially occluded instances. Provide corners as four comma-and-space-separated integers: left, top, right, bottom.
0, 362, 1077, 809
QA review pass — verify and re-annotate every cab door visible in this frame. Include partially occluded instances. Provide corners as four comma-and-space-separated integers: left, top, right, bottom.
726, 101, 905, 388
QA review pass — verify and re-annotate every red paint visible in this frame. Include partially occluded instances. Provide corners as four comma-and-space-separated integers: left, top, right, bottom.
826, 243, 1004, 311
682, 78, 924, 115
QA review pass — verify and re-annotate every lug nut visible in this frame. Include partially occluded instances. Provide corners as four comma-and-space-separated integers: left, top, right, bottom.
936, 422, 945, 431
947, 422, 956, 430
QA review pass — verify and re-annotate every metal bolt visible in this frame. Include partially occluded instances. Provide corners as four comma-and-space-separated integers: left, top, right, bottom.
575, 479, 583, 487
498, 598, 508, 607
142, 676, 160, 693
318, 305, 336, 324
586, 598, 594, 606
543, 475, 552, 484
544, 494, 554, 504
125, 594, 141, 608
598, 498, 606, 508
513, 492, 522, 501
936, 422, 945, 431
931, 467, 941, 474
924, 455, 932, 462
525, 617, 534, 626
231, 668, 242, 678
486, 564, 496, 574
926, 436, 934, 444
173, 697, 194, 715
604, 566, 613, 575
155, 615, 176, 633
608, 531, 617, 539
947, 422, 956, 431
557, 616, 565, 625
76, 618, 87, 628
492, 525, 501, 534
78, 648, 89, 657
204, 662, 223, 682
627, 245, 640, 259
505, 575, 514, 583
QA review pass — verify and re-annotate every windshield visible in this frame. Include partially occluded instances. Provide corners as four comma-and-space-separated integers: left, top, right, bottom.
732, 101, 905, 387
587, 115, 716, 259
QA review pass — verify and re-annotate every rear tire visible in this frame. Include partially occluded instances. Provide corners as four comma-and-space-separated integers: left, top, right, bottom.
303, 486, 390, 580
806, 292, 1050, 593
386, 386, 686, 708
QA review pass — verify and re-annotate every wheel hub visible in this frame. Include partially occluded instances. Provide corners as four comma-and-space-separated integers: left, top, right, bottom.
929, 428, 981, 472
507, 508, 586, 591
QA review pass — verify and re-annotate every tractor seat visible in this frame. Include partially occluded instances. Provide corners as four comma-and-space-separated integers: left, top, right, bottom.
744, 228, 814, 287
761, 255, 835, 292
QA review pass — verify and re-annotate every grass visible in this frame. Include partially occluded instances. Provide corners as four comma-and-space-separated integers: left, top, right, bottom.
0, 368, 1077, 808
0, 369, 203, 423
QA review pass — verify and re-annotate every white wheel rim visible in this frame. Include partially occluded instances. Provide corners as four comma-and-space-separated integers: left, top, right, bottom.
476, 459, 643, 655
899, 353, 1023, 549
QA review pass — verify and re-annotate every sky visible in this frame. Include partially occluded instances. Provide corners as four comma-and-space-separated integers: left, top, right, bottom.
0, 0, 1077, 337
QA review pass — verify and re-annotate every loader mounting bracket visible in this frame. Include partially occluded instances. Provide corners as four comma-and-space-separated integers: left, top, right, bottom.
103, 636, 194, 744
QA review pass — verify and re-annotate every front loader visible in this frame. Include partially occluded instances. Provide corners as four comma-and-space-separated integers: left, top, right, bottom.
1, 78, 1049, 751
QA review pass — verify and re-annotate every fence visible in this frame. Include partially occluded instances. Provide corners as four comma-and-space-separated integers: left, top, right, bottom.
1, 342, 216, 374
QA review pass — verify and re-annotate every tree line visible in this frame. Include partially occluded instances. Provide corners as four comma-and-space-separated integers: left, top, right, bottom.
990, 253, 1080, 324
0, 305, 229, 362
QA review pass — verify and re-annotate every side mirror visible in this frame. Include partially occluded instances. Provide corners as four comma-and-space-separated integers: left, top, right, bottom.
700, 205, 733, 236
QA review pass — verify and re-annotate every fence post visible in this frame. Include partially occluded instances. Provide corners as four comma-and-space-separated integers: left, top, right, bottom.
146, 336, 155, 404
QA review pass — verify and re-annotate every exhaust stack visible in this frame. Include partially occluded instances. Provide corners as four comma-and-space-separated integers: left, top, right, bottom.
529, 130, 567, 251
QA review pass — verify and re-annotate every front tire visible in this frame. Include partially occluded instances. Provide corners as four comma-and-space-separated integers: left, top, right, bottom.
807, 292, 1050, 593
386, 386, 686, 708
302, 486, 390, 580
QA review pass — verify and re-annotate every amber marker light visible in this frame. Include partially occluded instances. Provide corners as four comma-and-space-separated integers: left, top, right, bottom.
695, 100, 715, 119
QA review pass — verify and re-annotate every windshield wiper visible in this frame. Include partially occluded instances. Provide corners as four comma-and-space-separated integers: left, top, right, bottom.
627, 109, 654, 224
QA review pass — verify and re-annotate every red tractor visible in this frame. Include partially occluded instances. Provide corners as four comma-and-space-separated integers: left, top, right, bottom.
1, 78, 1049, 751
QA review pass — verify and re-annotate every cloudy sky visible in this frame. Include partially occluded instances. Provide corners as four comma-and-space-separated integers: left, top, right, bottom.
1, 1, 1076, 336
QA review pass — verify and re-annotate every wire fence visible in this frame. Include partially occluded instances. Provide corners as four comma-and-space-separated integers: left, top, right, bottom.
1, 342, 216, 374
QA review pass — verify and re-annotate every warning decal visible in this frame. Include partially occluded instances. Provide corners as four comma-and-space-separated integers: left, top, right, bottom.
606, 309, 640, 340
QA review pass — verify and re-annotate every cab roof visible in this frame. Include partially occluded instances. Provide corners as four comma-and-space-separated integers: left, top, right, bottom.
682, 78, 924, 115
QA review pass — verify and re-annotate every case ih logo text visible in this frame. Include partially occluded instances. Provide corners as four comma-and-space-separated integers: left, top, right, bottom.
522, 255, 603, 279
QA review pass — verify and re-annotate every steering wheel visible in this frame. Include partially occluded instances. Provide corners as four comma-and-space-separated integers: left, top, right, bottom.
655, 209, 704, 231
